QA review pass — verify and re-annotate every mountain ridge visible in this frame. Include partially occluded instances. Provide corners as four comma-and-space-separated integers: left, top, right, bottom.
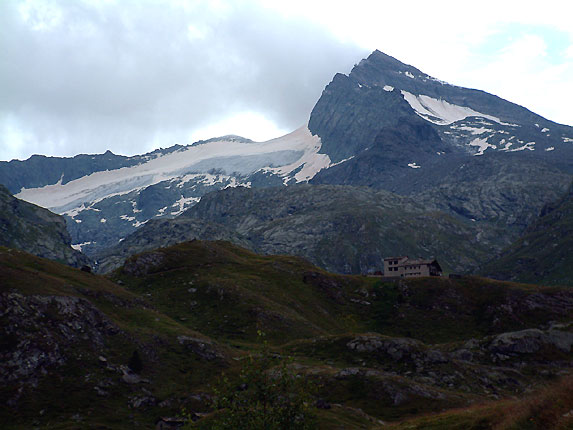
2, 49, 572, 270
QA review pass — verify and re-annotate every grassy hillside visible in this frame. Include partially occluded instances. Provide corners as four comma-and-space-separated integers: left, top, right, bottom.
0, 246, 228, 430
3, 241, 573, 429
387, 374, 573, 430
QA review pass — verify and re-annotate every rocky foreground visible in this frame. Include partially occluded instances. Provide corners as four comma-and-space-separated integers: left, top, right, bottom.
2, 241, 573, 429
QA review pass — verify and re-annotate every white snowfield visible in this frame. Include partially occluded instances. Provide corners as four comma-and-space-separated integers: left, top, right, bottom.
401, 91, 504, 126
16, 126, 331, 214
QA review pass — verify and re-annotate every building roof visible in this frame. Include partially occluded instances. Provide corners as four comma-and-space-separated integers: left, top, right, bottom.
385, 257, 441, 268
402, 259, 435, 265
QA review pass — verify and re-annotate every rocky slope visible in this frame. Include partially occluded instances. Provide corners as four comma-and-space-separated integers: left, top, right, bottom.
7, 127, 326, 255
93, 217, 250, 273
481, 182, 573, 286
310, 49, 573, 164
5, 50, 572, 262
95, 184, 500, 274
0, 185, 90, 267
309, 50, 573, 248
3, 241, 573, 429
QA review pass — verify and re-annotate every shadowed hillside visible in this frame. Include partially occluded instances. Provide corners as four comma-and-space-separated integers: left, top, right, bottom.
3, 240, 573, 429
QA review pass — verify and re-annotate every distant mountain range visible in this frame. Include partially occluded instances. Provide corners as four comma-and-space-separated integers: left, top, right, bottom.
1, 50, 572, 280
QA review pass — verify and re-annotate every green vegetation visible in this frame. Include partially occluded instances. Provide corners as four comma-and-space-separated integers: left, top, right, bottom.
187, 332, 317, 430
2, 241, 573, 429
387, 374, 573, 430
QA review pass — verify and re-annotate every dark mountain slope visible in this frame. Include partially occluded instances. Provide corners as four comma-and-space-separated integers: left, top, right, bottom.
481, 182, 573, 286
94, 217, 250, 273
307, 73, 448, 162
97, 184, 497, 274
0, 185, 89, 267
311, 114, 447, 189
349, 50, 560, 126
414, 153, 572, 230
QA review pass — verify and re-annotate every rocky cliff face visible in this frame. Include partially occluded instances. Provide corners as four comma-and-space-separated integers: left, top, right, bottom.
0, 185, 90, 267
308, 73, 435, 162
308, 50, 573, 256
102, 184, 497, 274
481, 182, 573, 285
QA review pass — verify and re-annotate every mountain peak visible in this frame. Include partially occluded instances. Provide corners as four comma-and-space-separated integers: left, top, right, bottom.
346, 50, 429, 94
364, 49, 409, 68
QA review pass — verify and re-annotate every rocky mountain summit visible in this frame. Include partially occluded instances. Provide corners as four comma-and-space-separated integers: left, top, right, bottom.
309, 51, 573, 237
311, 50, 573, 163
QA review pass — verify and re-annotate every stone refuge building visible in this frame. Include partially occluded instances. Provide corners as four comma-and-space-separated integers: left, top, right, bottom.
383, 256, 442, 278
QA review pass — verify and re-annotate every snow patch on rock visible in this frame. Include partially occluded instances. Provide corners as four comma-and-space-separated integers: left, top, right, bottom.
510, 142, 536, 152
71, 241, 93, 252
469, 138, 495, 156
16, 126, 326, 214
401, 91, 504, 126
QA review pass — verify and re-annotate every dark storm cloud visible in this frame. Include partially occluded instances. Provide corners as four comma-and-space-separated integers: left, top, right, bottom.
0, 0, 367, 160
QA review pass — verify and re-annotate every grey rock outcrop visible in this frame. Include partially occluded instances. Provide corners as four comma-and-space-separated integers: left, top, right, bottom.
488, 328, 573, 355
0, 185, 90, 267
0, 291, 120, 406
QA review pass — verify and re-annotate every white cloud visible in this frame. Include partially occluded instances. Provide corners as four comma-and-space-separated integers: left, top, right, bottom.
188, 112, 289, 143
458, 34, 573, 125
0, 0, 365, 161
1, 0, 572, 161
262, 1, 573, 126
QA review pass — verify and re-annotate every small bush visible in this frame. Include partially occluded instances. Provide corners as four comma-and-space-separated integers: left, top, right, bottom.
189, 332, 317, 430
128, 350, 143, 374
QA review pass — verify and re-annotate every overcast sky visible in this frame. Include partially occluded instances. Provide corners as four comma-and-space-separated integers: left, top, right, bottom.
1, 0, 572, 161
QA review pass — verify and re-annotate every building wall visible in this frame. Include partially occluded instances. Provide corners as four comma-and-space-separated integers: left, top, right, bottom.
403, 264, 430, 277
383, 257, 407, 277
383, 259, 441, 278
